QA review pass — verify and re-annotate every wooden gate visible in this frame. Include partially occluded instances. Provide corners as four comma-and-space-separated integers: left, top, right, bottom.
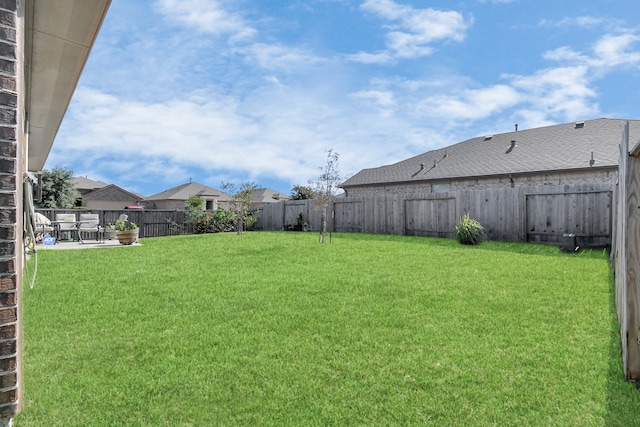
404, 198, 456, 237
526, 191, 612, 246
283, 201, 307, 228
333, 199, 363, 232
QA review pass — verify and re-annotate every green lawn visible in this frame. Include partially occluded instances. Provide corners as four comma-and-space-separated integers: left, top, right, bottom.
15, 232, 640, 426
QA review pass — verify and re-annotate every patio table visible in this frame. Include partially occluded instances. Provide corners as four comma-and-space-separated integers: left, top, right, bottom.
52, 221, 81, 243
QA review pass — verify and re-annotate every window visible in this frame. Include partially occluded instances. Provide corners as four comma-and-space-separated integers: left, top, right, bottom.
432, 183, 450, 193
206, 200, 217, 210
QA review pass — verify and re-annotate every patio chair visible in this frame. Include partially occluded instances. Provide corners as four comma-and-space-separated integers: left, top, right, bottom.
54, 213, 77, 242
33, 212, 54, 241
77, 213, 105, 243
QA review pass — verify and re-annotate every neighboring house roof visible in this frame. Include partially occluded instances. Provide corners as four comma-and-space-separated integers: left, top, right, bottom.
73, 176, 109, 192
146, 182, 230, 201
82, 184, 141, 202
343, 118, 640, 188
252, 188, 290, 204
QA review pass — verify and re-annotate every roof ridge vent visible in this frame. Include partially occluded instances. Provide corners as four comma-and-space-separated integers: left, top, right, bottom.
575, 121, 585, 129
484, 135, 493, 141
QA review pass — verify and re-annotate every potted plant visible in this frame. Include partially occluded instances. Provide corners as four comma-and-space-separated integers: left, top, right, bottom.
110, 219, 139, 245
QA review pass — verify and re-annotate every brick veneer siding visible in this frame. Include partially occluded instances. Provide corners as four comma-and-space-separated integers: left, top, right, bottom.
0, 0, 19, 420
344, 169, 617, 198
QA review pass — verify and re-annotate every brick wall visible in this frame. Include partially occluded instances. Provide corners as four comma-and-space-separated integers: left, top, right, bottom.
0, 0, 18, 419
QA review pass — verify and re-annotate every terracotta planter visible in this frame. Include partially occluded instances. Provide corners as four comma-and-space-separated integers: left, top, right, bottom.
116, 228, 139, 245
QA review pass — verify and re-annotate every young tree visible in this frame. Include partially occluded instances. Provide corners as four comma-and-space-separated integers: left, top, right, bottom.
290, 184, 316, 200
309, 149, 341, 243
185, 195, 209, 233
221, 181, 258, 235
185, 194, 205, 213
39, 166, 80, 208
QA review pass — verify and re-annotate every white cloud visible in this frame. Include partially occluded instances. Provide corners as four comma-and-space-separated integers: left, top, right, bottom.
351, 90, 397, 117
557, 16, 605, 28
543, 33, 640, 73
53, 84, 421, 194
155, 0, 256, 40
509, 66, 598, 121
539, 16, 623, 30
238, 43, 326, 72
410, 30, 640, 129
416, 84, 520, 121
592, 33, 640, 68
345, 51, 393, 64
543, 46, 591, 63
352, 0, 469, 61
410, 64, 598, 129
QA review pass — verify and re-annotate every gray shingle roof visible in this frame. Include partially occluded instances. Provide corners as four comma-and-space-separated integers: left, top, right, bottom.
343, 118, 640, 187
251, 188, 290, 203
73, 176, 109, 191
145, 182, 230, 201
82, 184, 141, 202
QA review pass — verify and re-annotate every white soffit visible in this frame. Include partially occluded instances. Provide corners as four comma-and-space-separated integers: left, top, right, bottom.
26, 0, 111, 171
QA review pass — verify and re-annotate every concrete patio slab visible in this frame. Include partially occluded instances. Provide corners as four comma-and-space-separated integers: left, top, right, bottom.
36, 239, 142, 250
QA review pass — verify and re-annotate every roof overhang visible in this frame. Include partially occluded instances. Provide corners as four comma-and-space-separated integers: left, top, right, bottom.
25, 0, 111, 171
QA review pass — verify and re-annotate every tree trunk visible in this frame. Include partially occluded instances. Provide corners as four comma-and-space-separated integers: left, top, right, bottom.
319, 208, 327, 243
236, 217, 243, 235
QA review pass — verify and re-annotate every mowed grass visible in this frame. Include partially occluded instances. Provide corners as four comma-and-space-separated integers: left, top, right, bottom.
15, 232, 640, 426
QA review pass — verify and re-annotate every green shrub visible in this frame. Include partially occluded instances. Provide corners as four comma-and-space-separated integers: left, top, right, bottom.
244, 212, 258, 231
113, 219, 137, 231
212, 208, 236, 232
455, 213, 485, 245
191, 212, 214, 234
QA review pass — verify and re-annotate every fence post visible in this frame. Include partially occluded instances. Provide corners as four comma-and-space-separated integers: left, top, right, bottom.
624, 122, 640, 379
137, 210, 146, 238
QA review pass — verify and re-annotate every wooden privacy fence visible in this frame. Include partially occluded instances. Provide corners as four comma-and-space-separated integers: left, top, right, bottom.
252, 183, 613, 247
611, 122, 640, 380
35, 209, 191, 238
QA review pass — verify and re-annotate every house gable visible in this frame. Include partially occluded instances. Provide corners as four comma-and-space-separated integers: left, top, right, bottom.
146, 182, 230, 210
146, 182, 230, 202
82, 184, 140, 202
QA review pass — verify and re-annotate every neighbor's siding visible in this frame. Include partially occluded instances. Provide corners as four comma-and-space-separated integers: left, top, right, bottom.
345, 169, 616, 197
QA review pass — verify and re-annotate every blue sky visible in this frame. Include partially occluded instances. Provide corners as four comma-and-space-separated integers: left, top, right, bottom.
47, 0, 640, 197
